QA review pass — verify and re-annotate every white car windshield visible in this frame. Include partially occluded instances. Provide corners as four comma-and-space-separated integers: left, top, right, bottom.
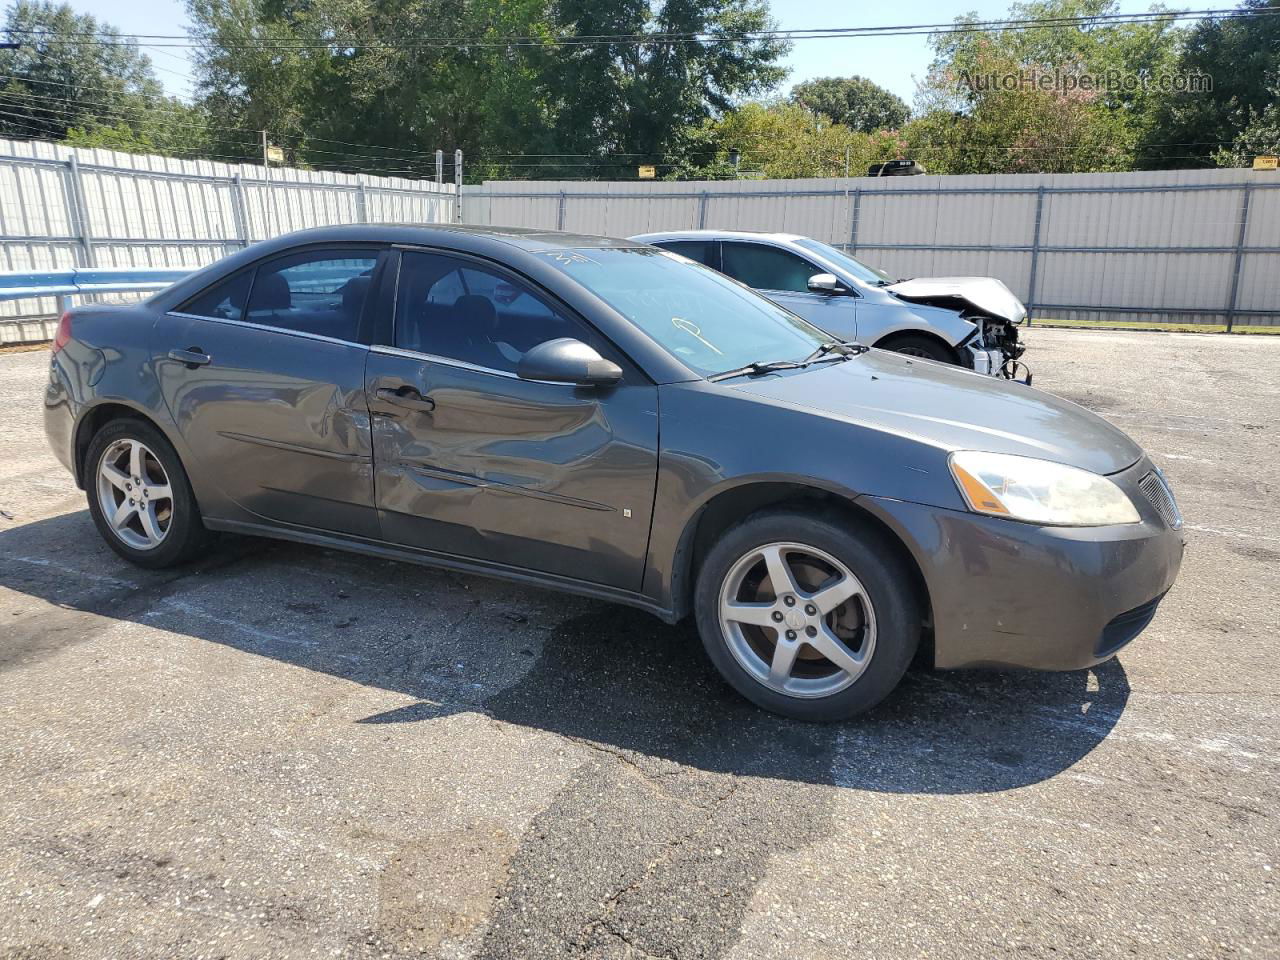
539, 247, 830, 378
792, 238, 894, 285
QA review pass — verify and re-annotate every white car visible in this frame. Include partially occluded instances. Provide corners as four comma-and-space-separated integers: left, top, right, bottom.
631, 230, 1030, 381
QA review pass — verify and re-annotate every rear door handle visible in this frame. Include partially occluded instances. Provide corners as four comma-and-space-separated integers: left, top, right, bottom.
375, 386, 435, 412
169, 348, 211, 368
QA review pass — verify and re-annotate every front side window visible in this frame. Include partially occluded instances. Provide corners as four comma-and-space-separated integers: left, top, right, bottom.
243, 249, 378, 340
178, 271, 252, 321
395, 251, 590, 373
721, 242, 821, 293
538, 247, 826, 378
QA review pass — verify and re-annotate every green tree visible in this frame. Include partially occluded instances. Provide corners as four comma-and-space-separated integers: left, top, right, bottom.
1215, 87, 1280, 165
187, 0, 789, 179
669, 101, 907, 179
790, 76, 910, 133
1146, 0, 1280, 168
906, 0, 1184, 174
0, 0, 207, 155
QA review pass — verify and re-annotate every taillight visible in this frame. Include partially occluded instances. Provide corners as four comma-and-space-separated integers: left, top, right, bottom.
51, 311, 72, 353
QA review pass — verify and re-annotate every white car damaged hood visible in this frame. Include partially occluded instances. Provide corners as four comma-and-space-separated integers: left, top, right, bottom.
886, 276, 1028, 324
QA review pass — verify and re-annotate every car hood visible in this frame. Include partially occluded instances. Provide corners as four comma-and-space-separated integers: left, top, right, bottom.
887, 276, 1028, 324
728, 350, 1142, 475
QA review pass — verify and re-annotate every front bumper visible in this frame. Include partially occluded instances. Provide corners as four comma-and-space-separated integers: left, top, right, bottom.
865, 457, 1184, 671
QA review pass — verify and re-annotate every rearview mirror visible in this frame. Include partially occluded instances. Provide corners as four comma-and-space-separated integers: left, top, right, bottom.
807, 273, 850, 295
517, 338, 622, 386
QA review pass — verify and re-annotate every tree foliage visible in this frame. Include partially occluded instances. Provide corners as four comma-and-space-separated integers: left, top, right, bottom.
789, 76, 909, 133
187, 0, 789, 179
902, 0, 1184, 174
0, 1, 207, 155
1146, 0, 1280, 167
669, 101, 908, 178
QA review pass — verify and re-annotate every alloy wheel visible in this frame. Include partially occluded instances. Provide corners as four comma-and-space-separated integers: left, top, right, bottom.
717, 541, 876, 699
96, 438, 174, 551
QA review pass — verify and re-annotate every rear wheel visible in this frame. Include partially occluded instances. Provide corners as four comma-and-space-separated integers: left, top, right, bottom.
694, 510, 921, 721
880, 333, 956, 364
85, 418, 209, 568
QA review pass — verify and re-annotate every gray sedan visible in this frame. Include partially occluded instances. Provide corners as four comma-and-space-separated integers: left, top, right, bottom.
632, 229, 1029, 380
43, 224, 1183, 720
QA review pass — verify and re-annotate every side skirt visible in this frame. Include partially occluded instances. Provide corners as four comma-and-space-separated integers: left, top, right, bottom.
203, 517, 679, 623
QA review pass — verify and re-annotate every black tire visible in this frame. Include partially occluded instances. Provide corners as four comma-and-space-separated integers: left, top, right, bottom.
84, 417, 210, 569
880, 333, 957, 364
694, 509, 922, 722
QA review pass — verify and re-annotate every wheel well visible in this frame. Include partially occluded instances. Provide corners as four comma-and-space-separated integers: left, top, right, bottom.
73, 403, 156, 488
873, 329, 961, 363
671, 482, 933, 636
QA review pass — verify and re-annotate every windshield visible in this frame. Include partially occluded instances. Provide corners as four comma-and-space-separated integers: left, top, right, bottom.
538, 247, 829, 377
793, 237, 894, 285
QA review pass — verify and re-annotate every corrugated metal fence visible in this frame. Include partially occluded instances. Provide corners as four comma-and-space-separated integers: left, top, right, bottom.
0, 137, 455, 335
464, 169, 1280, 329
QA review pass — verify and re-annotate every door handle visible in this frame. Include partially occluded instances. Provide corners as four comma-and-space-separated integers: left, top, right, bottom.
375, 385, 435, 412
169, 347, 211, 368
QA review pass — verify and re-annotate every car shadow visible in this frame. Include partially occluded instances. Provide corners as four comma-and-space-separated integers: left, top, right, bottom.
0, 510, 1130, 795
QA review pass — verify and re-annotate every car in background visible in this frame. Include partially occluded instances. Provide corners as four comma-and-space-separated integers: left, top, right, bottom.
44, 224, 1182, 721
631, 230, 1029, 381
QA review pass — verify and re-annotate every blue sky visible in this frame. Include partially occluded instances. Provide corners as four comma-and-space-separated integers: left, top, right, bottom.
70, 0, 1161, 106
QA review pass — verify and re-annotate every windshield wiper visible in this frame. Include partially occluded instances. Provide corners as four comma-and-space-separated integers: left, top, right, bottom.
708, 359, 805, 382
710, 341, 867, 382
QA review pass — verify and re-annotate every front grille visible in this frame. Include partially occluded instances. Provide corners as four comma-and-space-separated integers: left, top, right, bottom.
1139, 470, 1183, 529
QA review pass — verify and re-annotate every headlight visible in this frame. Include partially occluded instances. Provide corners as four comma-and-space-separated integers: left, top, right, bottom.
948, 451, 1140, 526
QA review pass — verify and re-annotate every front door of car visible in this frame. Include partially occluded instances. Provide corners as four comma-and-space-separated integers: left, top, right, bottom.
365, 249, 659, 591
155, 245, 385, 539
719, 241, 858, 342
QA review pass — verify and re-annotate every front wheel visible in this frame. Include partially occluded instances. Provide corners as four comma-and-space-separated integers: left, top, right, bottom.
85, 418, 209, 568
694, 510, 921, 721
880, 334, 956, 364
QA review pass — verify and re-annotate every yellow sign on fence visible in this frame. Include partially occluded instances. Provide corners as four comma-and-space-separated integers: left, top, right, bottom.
1253, 155, 1278, 170
266, 145, 285, 164
637, 165, 656, 180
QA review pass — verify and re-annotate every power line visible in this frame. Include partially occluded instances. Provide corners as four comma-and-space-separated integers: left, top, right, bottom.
2, 7, 1273, 50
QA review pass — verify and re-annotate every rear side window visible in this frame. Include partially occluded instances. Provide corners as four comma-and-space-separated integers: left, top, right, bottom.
243, 249, 379, 341
658, 240, 717, 268
721, 242, 820, 293
179, 271, 252, 321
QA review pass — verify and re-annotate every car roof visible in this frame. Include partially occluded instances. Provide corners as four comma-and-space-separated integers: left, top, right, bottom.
630, 230, 807, 244
269, 222, 649, 253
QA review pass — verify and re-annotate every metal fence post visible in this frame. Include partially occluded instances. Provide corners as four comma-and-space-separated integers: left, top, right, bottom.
1225, 181, 1253, 334
435, 150, 444, 185
697, 190, 709, 229
454, 149, 463, 223
557, 191, 567, 231
66, 155, 94, 267
848, 187, 862, 251
356, 182, 369, 223
231, 173, 250, 247
1025, 185, 1046, 324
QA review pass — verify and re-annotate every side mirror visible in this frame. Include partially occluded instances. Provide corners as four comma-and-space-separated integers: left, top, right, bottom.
517, 338, 622, 386
808, 273, 850, 295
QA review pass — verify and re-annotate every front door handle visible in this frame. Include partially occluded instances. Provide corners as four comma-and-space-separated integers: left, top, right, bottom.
169, 347, 211, 368
375, 385, 435, 413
